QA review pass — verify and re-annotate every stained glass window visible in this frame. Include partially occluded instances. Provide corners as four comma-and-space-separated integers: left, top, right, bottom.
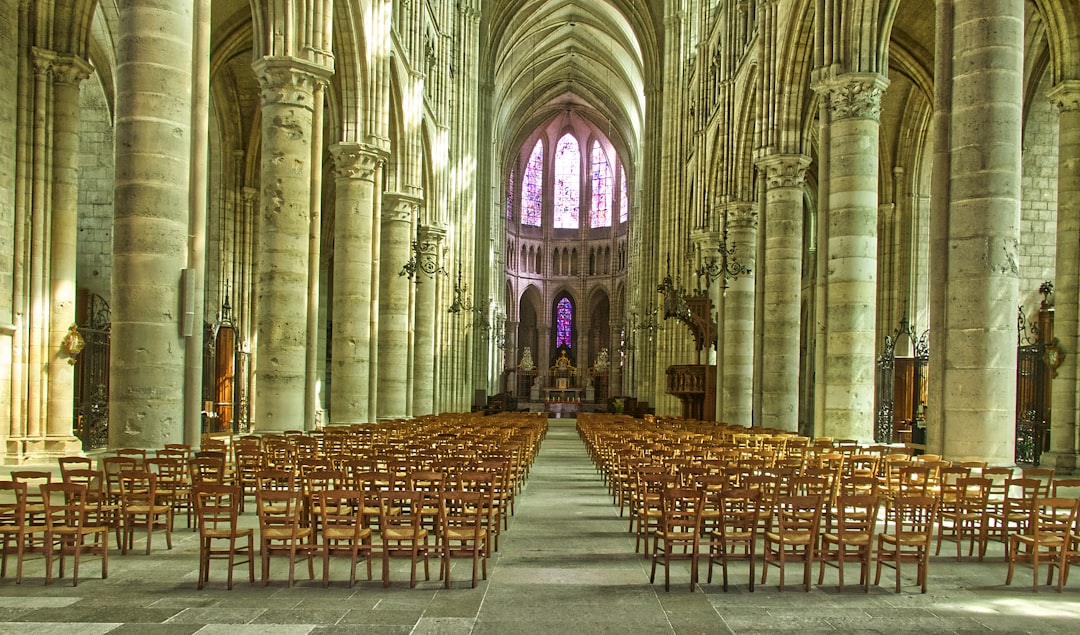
506, 168, 515, 222
590, 141, 612, 228
553, 133, 579, 229
619, 163, 629, 223
522, 140, 543, 226
556, 297, 573, 348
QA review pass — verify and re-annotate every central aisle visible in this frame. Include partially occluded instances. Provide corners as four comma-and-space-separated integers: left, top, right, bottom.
470, 418, 727, 634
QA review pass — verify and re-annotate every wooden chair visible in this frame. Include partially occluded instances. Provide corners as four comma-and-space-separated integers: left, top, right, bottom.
650, 486, 705, 592
817, 494, 879, 592
988, 477, 1042, 552
118, 469, 173, 555
317, 489, 373, 587
706, 487, 763, 591
147, 456, 191, 529
114, 447, 148, 467
438, 489, 490, 588
40, 482, 109, 586
61, 468, 122, 551
1022, 468, 1056, 498
936, 476, 991, 560
1051, 478, 1080, 499
875, 494, 938, 593
377, 489, 432, 588
0, 480, 40, 583
193, 483, 254, 589
761, 494, 823, 591
1006, 497, 1078, 592
257, 489, 314, 586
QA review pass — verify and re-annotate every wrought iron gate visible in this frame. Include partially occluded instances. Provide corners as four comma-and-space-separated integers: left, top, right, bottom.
1016, 301, 1052, 465
875, 318, 929, 444
73, 293, 110, 449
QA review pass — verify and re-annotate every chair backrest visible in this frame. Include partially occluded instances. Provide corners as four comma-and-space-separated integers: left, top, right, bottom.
837, 475, 878, 498
190, 456, 226, 485
118, 469, 159, 507
1004, 477, 1042, 512
774, 494, 823, 535
256, 489, 306, 537
1051, 478, 1080, 499
955, 476, 992, 512
255, 468, 297, 492
147, 456, 188, 485
58, 456, 94, 479
115, 448, 148, 466
1030, 497, 1079, 537
717, 487, 764, 536
0, 480, 28, 521
303, 469, 345, 496
1022, 468, 1055, 497
982, 467, 1015, 500
890, 495, 938, 538
439, 489, 488, 539
40, 481, 92, 528
832, 494, 880, 534
660, 486, 705, 536
318, 488, 368, 539
194, 483, 242, 533
11, 471, 52, 501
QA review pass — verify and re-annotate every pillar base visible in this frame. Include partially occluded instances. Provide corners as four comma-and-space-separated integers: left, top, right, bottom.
1040, 450, 1078, 473
4, 435, 84, 465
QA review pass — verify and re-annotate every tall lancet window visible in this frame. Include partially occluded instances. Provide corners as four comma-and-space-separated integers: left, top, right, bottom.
590, 141, 612, 228
553, 133, 580, 229
556, 297, 573, 348
620, 162, 629, 223
522, 140, 543, 226
506, 168, 515, 222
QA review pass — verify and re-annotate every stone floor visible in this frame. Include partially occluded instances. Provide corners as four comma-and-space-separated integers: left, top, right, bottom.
2, 420, 1080, 634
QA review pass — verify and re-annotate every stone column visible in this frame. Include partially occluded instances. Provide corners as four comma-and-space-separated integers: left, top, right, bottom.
328, 143, 380, 424
1043, 81, 1080, 470
377, 193, 418, 419
411, 223, 445, 416
721, 203, 757, 427
110, 0, 194, 448
42, 54, 91, 455
756, 153, 810, 431
251, 57, 329, 432
816, 73, 888, 441
939, 1, 1023, 464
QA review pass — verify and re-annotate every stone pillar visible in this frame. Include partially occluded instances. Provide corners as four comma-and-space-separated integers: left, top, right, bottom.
411, 223, 445, 416
110, 0, 194, 448
1043, 81, 1080, 470
757, 153, 810, 431
41, 54, 91, 455
721, 203, 757, 427
251, 57, 329, 432
817, 73, 888, 441
328, 143, 381, 424
939, 1, 1023, 464
377, 193, 417, 419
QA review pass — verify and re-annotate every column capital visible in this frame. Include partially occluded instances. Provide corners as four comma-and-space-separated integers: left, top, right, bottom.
382, 191, 422, 223
1048, 80, 1080, 113
725, 202, 759, 230
755, 153, 811, 189
329, 142, 386, 180
815, 72, 889, 122
49, 54, 94, 86
252, 56, 332, 108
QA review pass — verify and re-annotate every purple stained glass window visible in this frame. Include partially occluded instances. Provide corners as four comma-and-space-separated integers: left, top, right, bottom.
522, 140, 543, 226
620, 163, 629, 223
506, 168, 515, 222
590, 141, 612, 228
553, 134, 579, 229
556, 297, 573, 348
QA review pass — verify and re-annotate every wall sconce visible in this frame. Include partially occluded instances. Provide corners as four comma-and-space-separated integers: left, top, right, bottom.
399, 213, 447, 281
62, 323, 85, 365
694, 226, 750, 289
448, 267, 473, 314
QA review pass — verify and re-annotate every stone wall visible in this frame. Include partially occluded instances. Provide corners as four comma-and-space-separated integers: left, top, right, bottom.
1020, 73, 1059, 308
77, 74, 115, 302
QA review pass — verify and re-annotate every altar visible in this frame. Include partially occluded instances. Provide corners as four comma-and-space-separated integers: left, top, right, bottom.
544, 349, 581, 416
